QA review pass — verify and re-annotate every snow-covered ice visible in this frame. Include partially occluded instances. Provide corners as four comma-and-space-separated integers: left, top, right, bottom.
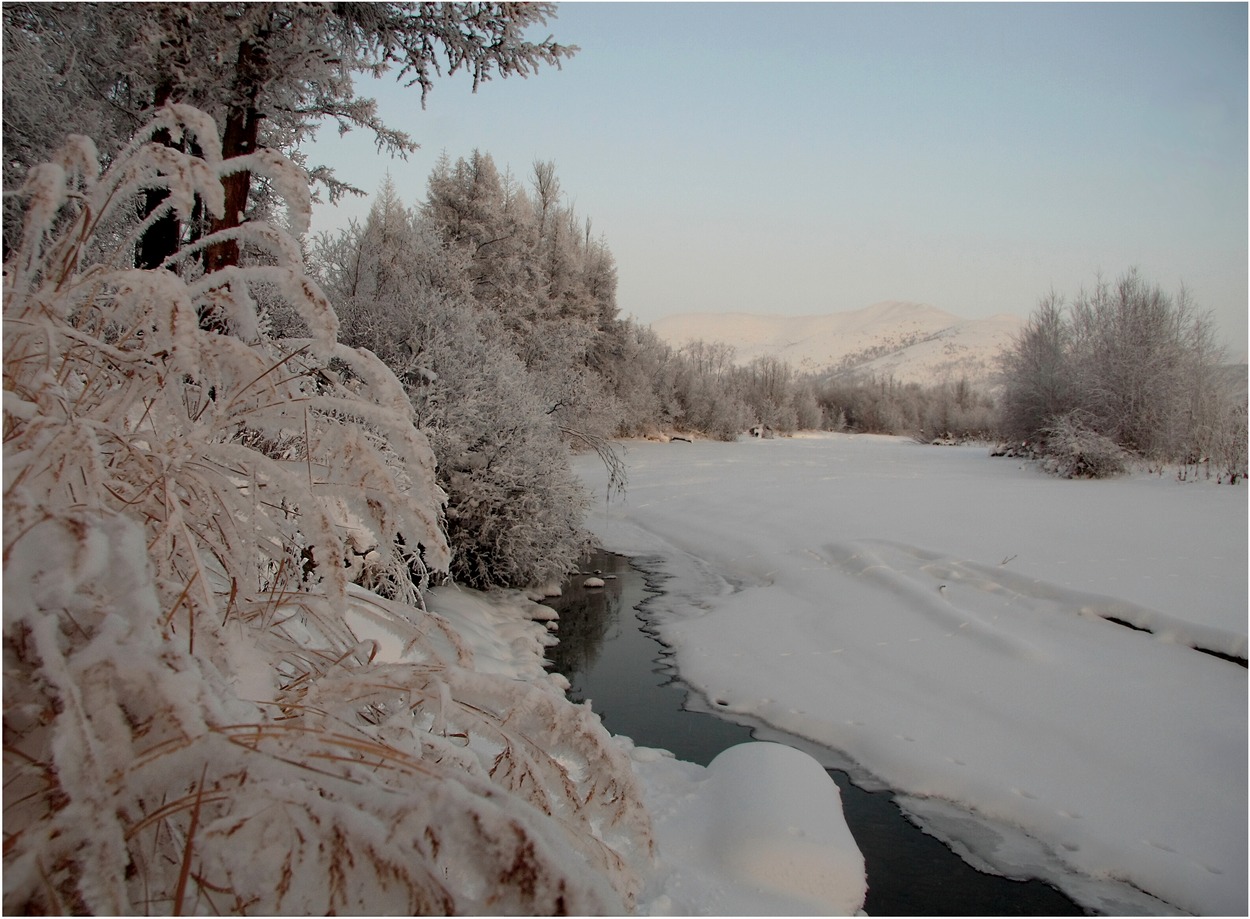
575, 433, 1248, 916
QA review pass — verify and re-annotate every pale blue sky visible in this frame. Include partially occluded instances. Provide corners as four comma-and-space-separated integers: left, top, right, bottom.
306, 2, 1248, 353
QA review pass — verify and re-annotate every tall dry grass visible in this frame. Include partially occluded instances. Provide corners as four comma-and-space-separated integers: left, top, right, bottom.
4, 106, 651, 914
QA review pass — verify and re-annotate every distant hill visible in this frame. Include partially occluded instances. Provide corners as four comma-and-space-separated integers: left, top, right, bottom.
650, 301, 1026, 387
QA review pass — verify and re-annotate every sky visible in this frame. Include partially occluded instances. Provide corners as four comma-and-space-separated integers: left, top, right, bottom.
305, 2, 1249, 354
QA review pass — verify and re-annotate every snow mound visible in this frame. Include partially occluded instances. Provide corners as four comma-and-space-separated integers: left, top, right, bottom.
631, 741, 866, 916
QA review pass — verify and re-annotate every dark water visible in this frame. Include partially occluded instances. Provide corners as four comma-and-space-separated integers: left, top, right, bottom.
545, 550, 1088, 916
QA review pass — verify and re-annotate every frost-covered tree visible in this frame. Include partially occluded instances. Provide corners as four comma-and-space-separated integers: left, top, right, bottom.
668, 341, 754, 439
742, 355, 800, 432
314, 180, 592, 588
999, 270, 1233, 468
595, 320, 682, 436
422, 151, 621, 441
406, 298, 592, 588
3, 2, 576, 264
998, 292, 1074, 444
313, 175, 468, 363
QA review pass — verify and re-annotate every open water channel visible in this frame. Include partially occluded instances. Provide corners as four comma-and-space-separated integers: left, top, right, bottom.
544, 550, 1088, 916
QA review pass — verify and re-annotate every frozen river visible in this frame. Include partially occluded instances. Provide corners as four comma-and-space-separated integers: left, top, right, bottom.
572, 434, 1247, 916
546, 549, 1084, 915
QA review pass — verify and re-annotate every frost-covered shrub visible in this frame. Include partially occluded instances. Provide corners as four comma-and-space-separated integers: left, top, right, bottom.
1038, 412, 1131, 479
1000, 271, 1228, 463
4, 105, 449, 606
4, 109, 650, 914
410, 295, 593, 589
315, 182, 593, 589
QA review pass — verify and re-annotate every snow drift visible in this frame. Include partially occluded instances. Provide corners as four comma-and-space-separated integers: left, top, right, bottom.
627, 741, 866, 915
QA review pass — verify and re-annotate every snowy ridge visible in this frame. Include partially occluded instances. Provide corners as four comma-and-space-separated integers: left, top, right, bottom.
651, 301, 1025, 385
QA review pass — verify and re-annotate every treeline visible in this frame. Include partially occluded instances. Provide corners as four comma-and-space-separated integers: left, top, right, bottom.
308, 160, 1014, 592
309, 157, 620, 589
310, 161, 949, 587
314, 164, 1247, 597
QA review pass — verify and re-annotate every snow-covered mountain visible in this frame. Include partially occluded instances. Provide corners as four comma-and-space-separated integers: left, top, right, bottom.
650, 301, 1025, 386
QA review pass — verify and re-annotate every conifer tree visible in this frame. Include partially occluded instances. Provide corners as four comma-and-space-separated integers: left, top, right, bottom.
3, 3, 576, 271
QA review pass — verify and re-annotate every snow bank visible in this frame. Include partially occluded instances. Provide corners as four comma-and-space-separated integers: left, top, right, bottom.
576, 433, 1247, 916
360, 586, 871, 916
626, 741, 866, 916
3, 498, 657, 914
349, 583, 871, 916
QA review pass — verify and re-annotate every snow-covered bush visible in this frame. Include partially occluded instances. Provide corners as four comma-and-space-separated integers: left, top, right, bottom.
315, 181, 593, 589
1037, 411, 1131, 479
4, 110, 651, 914
1000, 271, 1230, 464
409, 294, 594, 588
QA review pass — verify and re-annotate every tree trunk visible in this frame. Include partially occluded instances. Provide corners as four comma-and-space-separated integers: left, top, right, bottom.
198, 31, 270, 333
202, 34, 268, 276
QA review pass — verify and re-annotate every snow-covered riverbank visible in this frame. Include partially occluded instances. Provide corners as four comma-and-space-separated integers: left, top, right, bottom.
361, 583, 869, 915
574, 433, 1247, 916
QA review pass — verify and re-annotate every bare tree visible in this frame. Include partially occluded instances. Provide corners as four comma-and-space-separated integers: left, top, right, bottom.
999, 291, 1075, 443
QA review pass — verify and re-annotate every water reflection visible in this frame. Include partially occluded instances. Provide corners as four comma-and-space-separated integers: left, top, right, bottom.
546, 550, 1088, 916
543, 563, 618, 680
548, 552, 759, 764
